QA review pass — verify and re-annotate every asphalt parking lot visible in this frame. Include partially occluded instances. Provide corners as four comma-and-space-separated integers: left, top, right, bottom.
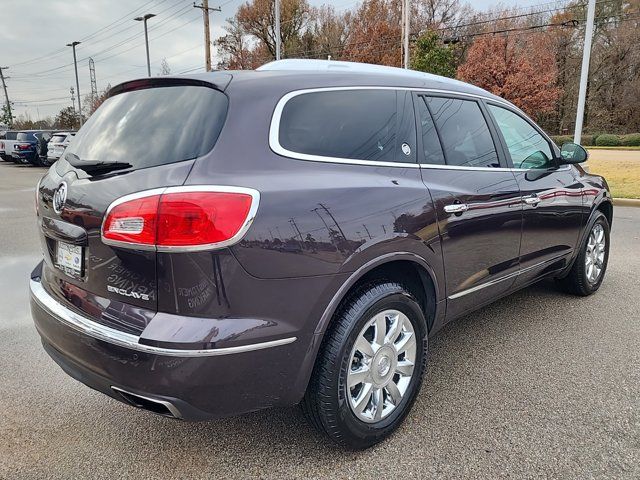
0, 161, 638, 479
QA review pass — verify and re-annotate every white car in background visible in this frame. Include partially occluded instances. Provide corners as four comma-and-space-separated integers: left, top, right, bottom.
46, 132, 76, 165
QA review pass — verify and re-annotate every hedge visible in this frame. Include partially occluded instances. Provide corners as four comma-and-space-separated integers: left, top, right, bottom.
595, 134, 621, 146
620, 133, 640, 146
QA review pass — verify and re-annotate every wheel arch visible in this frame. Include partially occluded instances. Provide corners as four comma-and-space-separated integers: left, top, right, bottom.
314, 252, 441, 337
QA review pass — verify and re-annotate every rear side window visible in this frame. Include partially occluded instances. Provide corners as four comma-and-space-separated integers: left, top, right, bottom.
6, 132, 17, 140
66, 85, 228, 170
426, 97, 500, 168
278, 89, 416, 163
416, 96, 445, 165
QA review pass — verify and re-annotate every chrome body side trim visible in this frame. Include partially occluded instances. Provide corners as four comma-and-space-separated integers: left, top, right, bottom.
100, 185, 261, 253
30, 279, 296, 357
447, 254, 566, 300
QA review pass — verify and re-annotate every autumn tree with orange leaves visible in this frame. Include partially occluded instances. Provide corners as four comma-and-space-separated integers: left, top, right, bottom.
457, 32, 561, 120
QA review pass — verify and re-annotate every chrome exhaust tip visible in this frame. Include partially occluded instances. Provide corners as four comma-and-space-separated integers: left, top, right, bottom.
111, 386, 182, 419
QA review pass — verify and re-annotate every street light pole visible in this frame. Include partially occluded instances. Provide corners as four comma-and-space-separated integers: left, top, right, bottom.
134, 14, 156, 77
574, 0, 596, 144
66, 41, 82, 126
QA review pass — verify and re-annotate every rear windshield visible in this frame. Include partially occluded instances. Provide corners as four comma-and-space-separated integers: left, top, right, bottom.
65, 85, 228, 170
50, 135, 67, 143
17, 133, 35, 141
5, 132, 17, 140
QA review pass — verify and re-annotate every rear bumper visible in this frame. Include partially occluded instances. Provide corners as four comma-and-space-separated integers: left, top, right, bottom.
30, 274, 306, 421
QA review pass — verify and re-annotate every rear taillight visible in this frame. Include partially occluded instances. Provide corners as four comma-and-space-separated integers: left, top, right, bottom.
102, 186, 259, 251
0, 141, 4, 149
17, 144, 30, 150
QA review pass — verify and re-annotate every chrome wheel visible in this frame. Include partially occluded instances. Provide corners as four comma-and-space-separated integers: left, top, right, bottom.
346, 309, 416, 423
585, 223, 606, 284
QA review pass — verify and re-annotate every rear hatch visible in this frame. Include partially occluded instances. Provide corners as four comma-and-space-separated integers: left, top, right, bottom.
37, 77, 230, 334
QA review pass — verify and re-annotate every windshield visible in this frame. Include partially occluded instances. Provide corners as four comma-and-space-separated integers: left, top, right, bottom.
65, 85, 228, 170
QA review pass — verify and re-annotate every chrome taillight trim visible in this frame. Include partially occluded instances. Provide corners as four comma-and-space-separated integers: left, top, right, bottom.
31, 279, 296, 357
100, 185, 261, 253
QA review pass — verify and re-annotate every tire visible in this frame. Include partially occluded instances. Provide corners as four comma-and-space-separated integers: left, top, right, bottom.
558, 211, 610, 296
302, 281, 429, 449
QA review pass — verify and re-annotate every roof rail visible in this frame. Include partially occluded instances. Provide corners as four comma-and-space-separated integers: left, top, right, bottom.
257, 59, 484, 93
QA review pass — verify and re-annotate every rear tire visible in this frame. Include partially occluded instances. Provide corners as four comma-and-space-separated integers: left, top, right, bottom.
558, 211, 610, 296
302, 281, 429, 449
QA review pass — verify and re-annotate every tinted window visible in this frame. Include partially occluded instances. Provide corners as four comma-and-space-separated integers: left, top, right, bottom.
66, 85, 228, 170
6, 132, 17, 140
416, 96, 445, 165
488, 105, 554, 169
426, 97, 500, 168
279, 89, 416, 163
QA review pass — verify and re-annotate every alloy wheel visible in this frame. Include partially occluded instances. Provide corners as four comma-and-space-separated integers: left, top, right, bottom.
346, 309, 416, 423
585, 223, 606, 284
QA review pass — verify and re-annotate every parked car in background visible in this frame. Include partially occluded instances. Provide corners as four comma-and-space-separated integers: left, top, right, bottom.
0, 131, 18, 161
30, 60, 612, 450
11, 130, 53, 166
46, 131, 76, 165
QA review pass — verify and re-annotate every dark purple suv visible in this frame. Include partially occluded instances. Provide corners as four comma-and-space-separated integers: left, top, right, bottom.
30, 60, 612, 449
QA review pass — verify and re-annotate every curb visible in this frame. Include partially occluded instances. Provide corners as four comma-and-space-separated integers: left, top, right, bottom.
613, 198, 640, 207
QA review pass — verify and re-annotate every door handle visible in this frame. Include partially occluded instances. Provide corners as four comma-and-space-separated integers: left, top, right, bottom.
444, 203, 469, 214
522, 194, 540, 206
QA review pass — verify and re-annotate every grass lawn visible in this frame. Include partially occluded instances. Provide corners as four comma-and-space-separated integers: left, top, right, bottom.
586, 149, 640, 199
583, 146, 640, 151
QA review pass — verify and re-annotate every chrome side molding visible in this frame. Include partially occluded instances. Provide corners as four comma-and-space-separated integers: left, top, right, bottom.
30, 279, 296, 357
448, 254, 566, 300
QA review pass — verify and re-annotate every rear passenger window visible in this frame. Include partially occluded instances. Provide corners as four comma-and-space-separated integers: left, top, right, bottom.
279, 89, 416, 163
416, 96, 445, 165
426, 97, 500, 168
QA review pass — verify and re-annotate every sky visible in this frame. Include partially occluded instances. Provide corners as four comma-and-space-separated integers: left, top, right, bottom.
0, 0, 543, 120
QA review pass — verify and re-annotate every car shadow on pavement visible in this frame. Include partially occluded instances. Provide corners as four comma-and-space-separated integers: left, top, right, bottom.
113, 280, 575, 456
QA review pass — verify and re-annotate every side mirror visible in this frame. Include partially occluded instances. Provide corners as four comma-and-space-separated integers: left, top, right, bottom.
559, 142, 588, 164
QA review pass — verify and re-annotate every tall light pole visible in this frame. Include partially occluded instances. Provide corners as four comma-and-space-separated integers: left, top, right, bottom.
274, 0, 281, 60
574, 0, 596, 144
66, 41, 82, 126
134, 13, 156, 77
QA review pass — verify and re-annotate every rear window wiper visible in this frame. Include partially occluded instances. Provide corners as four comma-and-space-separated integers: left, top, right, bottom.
65, 152, 132, 175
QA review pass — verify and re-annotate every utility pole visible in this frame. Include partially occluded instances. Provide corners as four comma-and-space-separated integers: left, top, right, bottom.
194, 1, 221, 72
0, 66, 13, 126
134, 14, 156, 77
274, 0, 281, 60
574, 0, 596, 144
66, 41, 82, 126
88, 58, 97, 109
402, 0, 410, 69
317, 203, 346, 241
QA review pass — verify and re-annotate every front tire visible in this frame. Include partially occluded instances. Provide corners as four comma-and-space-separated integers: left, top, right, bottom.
302, 281, 429, 449
559, 211, 610, 296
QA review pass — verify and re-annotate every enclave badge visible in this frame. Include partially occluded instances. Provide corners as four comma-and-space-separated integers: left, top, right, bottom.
53, 182, 67, 214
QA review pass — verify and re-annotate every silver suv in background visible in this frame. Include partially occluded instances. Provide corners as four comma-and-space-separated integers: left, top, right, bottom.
46, 132, 76, 165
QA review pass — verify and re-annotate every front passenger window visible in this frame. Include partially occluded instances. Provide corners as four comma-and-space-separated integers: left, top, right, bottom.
488, 105, 554, 169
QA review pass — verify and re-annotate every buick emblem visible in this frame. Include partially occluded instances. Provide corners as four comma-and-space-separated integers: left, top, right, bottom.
53, 182, 67, 214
